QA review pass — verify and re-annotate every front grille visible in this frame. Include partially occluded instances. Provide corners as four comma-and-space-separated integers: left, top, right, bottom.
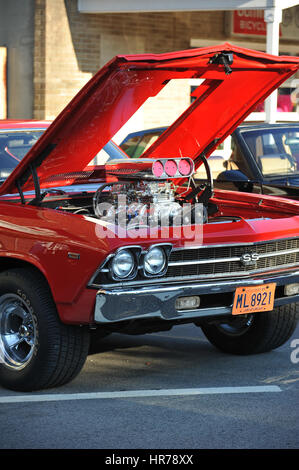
90, 237, 299, 287
166, 238, 299, 279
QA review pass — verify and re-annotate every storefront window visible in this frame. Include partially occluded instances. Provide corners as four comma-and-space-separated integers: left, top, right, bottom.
254, 85, 298, 113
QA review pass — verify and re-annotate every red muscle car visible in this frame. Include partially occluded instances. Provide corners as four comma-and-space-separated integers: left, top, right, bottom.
1, 44, 299, 392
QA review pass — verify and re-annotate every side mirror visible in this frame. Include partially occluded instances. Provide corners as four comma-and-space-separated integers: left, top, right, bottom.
216, 170, 250, 182
216, 170, 256, 193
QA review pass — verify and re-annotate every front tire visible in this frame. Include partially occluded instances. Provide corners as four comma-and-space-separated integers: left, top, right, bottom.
0, 268, 90, 391
200, 303, 299, 355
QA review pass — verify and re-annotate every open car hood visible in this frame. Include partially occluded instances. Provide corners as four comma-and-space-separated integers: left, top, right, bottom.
2, 43, 299, 196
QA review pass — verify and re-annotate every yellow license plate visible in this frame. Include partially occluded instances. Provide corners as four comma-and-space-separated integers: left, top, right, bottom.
232, 283, 276, 315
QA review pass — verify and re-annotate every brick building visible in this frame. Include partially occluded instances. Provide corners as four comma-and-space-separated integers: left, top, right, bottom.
33, 0, 228, 132
0, 0, 298, 138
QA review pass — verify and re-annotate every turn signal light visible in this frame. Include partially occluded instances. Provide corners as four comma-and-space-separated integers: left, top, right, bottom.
175, 296, 200, 310
284, 283, 299, 296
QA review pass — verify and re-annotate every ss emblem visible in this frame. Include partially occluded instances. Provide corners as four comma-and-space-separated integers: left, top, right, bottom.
240, 252, 260, 266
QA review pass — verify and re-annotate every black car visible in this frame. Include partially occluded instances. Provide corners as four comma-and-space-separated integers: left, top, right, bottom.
121, 123, 299, 199
216, 123, 299, 198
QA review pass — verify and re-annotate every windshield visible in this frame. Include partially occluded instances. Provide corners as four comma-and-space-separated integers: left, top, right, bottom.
120, 129, 165, 158
241, 127, 299, 178
93, 140, 129, 164
0, 129, 129, 182
0, 130, 45, 179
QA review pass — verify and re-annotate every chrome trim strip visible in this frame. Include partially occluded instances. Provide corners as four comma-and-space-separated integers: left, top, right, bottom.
168, 247, 299, 267
169, 236, 299, 251
98, 274, 284, 296
165, 263, 299, 280
168, 256, 240, 266
0, 128, 47, 133
89, 265, 299, 289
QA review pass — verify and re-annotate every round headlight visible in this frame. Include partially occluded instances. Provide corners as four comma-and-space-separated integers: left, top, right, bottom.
111, 249, 135, 279
144, 247, 166, 275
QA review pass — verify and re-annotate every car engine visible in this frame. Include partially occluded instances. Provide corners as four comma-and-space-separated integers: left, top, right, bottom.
93, 180, 196, 228
51, 157, 214, 227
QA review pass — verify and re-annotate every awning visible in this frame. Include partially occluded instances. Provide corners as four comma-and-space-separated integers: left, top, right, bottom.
78, 1, 299, 13
78, 1, 299, 123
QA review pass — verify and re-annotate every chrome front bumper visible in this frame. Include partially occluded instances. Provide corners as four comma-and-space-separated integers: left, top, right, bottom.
94, 271, 299, 324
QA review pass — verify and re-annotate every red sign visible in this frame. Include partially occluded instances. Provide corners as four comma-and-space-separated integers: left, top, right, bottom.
233, 10, 267, 36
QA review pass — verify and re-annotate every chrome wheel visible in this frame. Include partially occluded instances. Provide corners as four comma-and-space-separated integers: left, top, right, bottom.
217, 315, 254, 337
0, 293, 36, 370
201, 305, 299, 355
0, 268, 90, 391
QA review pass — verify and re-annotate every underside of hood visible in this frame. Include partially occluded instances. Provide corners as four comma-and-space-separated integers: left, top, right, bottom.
1, 43, 299, 196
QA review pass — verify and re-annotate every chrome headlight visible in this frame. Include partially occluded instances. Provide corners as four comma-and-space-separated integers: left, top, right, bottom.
144, 247, 166, 276
111, 249, 135, 279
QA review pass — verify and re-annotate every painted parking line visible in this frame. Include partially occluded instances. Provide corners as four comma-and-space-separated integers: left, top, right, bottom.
0, 385, 281, 404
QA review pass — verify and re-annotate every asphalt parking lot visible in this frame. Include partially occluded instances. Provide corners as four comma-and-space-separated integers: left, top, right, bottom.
0, 322, 299, 451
